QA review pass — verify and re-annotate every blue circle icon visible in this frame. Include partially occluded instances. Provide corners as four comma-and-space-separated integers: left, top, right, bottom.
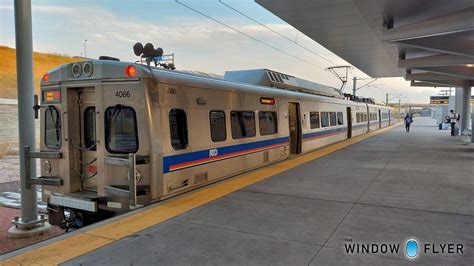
406, 239, 418, 258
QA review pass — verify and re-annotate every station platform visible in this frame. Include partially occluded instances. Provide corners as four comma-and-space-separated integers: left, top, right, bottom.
2, 117, 473, 265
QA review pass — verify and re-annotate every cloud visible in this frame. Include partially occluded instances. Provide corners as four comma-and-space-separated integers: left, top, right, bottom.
1, 2, 441, 103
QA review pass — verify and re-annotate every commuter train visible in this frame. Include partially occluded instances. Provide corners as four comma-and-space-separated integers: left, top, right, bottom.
35, 59, 395, 228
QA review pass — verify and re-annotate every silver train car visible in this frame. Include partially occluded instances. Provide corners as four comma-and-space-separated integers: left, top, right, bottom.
35, 60, 395, 228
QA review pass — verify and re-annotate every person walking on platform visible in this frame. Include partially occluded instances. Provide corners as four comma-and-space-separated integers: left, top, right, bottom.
404, 114, 413, 132
449, 109, 459, 136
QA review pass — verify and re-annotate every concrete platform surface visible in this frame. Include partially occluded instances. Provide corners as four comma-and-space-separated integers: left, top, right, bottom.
37, 118, 474, 264
61, 118, 474, 265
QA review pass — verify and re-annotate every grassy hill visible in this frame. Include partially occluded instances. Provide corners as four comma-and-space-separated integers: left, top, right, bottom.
0, 46, 81, 98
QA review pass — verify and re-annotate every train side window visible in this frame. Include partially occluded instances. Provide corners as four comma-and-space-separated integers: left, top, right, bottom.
259, 111, 278, 135
169, 109, 189, 150
337, 112, 344, 125
310, 112, 320, 129
363, 113, 367, 122
44, 106, 61, 149
105, 106, 138, 154
84, 107, 96, 150
356, 113, 359, 123
321, 112, 330, 127
329, 112, 337, 126
231, 111, 256, 139
210, 111, 226, 142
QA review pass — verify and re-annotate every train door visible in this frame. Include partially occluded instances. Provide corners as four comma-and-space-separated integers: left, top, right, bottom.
288, 102, 302, 154
366, 105, 370, 131
378, 109, 382, 128
77, 88, 98, 191
388, 110, 391, 125
346, 107, 352, 138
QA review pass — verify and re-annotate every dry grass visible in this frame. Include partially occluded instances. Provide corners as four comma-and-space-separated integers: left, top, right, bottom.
0, 46, 81, 98
0, 142, 14, 159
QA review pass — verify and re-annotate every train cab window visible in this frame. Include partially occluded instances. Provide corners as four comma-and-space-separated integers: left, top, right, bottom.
169, 109, 189, 150
44, 106, 61, 149
210, 111, 226, 142
310, 112, 320, 129
321, 112, 330, 127
337, 112, 344, 125
259, 111, 278, 135
105, 105, 138, 154
231, 111, 256, 139
329, 112, 337, 127
84, 107, 96, 150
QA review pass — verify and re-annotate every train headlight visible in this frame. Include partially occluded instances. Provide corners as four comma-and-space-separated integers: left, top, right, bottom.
71, 63, 82, 78
83, 62, 93, 77
44, 160, 52, 174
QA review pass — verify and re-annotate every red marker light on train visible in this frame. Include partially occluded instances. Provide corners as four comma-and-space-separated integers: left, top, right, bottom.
126, 65, 137, 77
260, 97, 275, 105
42, 73, 49, 82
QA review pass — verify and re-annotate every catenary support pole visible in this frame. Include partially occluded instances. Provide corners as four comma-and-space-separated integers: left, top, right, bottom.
352, 77, 357, 97
460, 82, 471, 133
398, 99, 401, 119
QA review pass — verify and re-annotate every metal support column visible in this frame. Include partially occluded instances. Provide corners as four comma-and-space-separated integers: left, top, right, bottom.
460, 82, 471, 133
455, 87, 463, 114
9, 0, 50, 237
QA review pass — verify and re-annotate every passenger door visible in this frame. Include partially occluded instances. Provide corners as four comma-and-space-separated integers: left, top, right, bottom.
288, 102, 302, 154
346, 107, 352, 138
78, 88, 97, 190
378, 109, 382, 128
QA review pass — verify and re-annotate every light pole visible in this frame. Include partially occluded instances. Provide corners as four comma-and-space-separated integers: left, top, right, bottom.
351, 77, 381, 97
84, 39, 88, 58
10, 0, 50, 237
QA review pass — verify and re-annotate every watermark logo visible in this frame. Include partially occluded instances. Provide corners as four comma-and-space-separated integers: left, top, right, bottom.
406, 239, 418, 258
344, 238, 464, 260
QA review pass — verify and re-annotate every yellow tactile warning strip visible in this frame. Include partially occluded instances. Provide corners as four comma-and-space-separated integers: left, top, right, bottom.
2, 123, 399, 265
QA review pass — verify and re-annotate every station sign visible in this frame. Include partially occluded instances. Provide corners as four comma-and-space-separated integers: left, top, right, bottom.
430, 96, 448, 104
430, 95, 474, 104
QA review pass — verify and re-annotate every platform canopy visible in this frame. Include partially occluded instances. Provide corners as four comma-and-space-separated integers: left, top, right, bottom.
256, 0, 474, 88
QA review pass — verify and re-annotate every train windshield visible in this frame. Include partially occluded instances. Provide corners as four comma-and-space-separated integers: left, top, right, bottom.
44, 106, 61, 149
105, 105, 138, 154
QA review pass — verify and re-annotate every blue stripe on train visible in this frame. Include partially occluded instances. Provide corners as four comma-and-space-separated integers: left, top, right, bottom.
162, 121, 385, 174
163, 136, 289, 173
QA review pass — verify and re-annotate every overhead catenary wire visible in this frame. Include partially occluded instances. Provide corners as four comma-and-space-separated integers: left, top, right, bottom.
174, 0, 327, 71
218, 0, 338, 66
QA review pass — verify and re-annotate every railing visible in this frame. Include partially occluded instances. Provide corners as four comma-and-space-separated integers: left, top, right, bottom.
104, 154, 148, 207
23, 146, 63, 188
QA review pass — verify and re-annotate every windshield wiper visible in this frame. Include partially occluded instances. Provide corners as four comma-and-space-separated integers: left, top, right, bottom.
109, 104, 124, 130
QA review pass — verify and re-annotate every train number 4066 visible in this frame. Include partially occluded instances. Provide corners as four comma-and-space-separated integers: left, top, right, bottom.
115, 91, 131, 97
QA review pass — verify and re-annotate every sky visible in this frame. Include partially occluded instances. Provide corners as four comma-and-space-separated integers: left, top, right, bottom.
0, 0, 446, 103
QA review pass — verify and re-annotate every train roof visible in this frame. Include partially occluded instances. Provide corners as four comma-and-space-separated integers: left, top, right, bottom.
223, 69, 344, 99
41, 60, 389, 109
